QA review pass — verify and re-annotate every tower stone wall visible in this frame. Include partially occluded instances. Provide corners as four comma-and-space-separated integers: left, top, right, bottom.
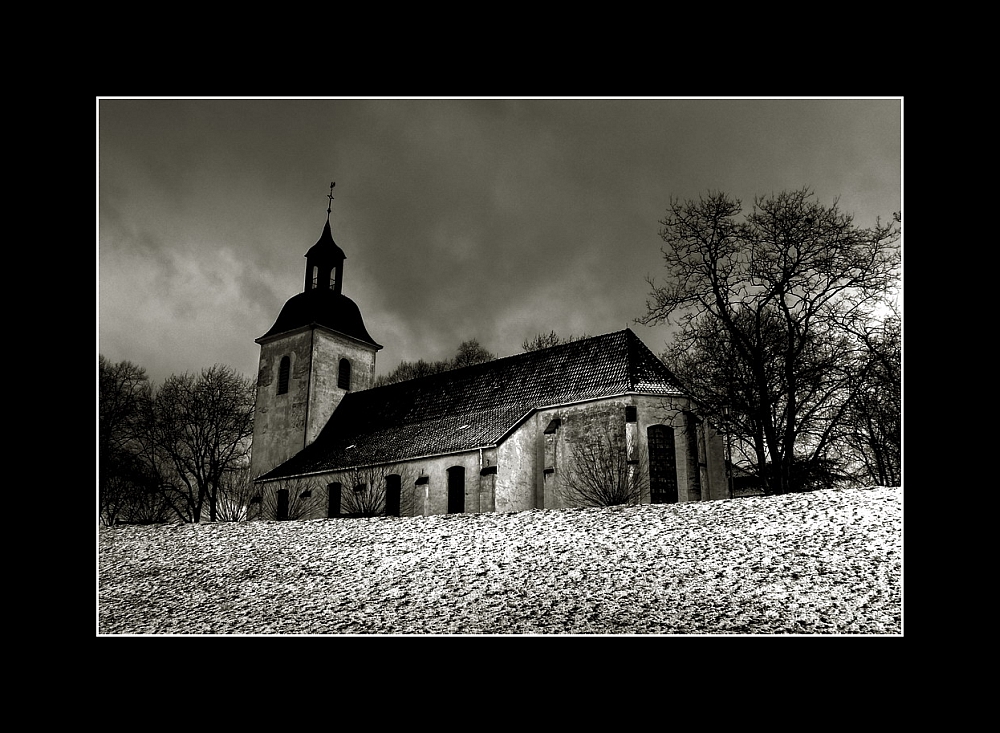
249, 211, 380, 480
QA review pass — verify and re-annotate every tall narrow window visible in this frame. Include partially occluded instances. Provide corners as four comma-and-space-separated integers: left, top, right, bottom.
686, 413, 703, 497
385, 474, 402, 517
338, 358, 351, 390
447, 466, 465, 514
543, 418, 560, 473
648, 425, 678, 504
277, 356, 290, 395
327, 483, 342, 518
312, 265, 319, 289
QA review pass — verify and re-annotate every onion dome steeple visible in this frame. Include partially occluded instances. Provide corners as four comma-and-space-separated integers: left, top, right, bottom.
257, 183, 380, 349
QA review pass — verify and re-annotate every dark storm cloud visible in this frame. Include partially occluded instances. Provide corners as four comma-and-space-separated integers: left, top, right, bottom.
98, 98, 902, 385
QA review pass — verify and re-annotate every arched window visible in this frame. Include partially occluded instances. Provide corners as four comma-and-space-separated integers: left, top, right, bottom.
277, 356, 290, 395
447, 466, 465, 514
338, 358, 351, 390
311, 265, 319, 289
329, 267, 337, 291
647, 424, 678, 504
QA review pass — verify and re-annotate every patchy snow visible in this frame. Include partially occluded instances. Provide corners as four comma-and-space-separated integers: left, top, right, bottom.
98, 485, 902, 635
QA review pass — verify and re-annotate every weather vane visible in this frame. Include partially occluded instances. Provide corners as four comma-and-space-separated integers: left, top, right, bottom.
326, 181, 336, 222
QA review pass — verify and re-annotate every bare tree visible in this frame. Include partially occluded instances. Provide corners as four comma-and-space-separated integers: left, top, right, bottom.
374, 338, 495, 387
641, 189, 900, 495
100, 356, 171, 525
247, 465, 417, 521
838, 314, 901, 486
254, 476, 326, 521
451, 338, 495, 369
372, 358, 451, 387
214, 465, 259, 522
337, 464, 417, 518
147, 365, 255, 522
100, 357, 150, 450
559, 425, 648, 508
521, 331, 590, 352
100, 449, 173, 525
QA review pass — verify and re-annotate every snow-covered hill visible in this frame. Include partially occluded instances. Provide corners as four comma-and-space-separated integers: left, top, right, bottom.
98, 485, 901, 635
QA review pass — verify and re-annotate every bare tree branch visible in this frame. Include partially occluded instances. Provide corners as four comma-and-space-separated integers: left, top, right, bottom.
559, 424, 648, 508
642, 189, 900, 494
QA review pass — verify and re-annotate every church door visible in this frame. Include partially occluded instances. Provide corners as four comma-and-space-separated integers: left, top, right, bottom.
447, 466, 465, 514
648, 425, 678, 504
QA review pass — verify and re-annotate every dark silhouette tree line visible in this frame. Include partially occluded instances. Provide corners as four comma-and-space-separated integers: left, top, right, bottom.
374, 332, 601, 388
99, 358, 170, 525
521, 331, 590, 352
374, 332, 596, 389
99, 357, 255, 525
372, 338, 496, 387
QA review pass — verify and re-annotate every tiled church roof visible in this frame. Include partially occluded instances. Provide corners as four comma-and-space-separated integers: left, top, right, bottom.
257, 329, 684, 481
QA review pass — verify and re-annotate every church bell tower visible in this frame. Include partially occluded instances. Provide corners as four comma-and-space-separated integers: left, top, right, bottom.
249, 184, 382, 480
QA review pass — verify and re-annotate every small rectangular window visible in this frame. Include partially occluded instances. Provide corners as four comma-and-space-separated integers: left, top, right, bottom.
338, 358, 352, 390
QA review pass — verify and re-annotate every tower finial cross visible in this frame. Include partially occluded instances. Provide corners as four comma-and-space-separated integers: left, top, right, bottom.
326, 182, 336, 222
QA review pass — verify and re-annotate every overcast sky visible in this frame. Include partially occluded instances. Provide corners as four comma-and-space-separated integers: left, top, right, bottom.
98, 98, 902, 386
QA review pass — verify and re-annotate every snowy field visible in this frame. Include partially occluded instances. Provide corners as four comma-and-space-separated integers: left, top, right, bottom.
98, 485, 902, 635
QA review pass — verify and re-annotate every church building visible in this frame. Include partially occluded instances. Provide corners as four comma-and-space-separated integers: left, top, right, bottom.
250, 203, 727, 520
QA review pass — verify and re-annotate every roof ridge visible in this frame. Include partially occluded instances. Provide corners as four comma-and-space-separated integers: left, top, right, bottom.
362, 329, 632, 394
622, 328, 686, 394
